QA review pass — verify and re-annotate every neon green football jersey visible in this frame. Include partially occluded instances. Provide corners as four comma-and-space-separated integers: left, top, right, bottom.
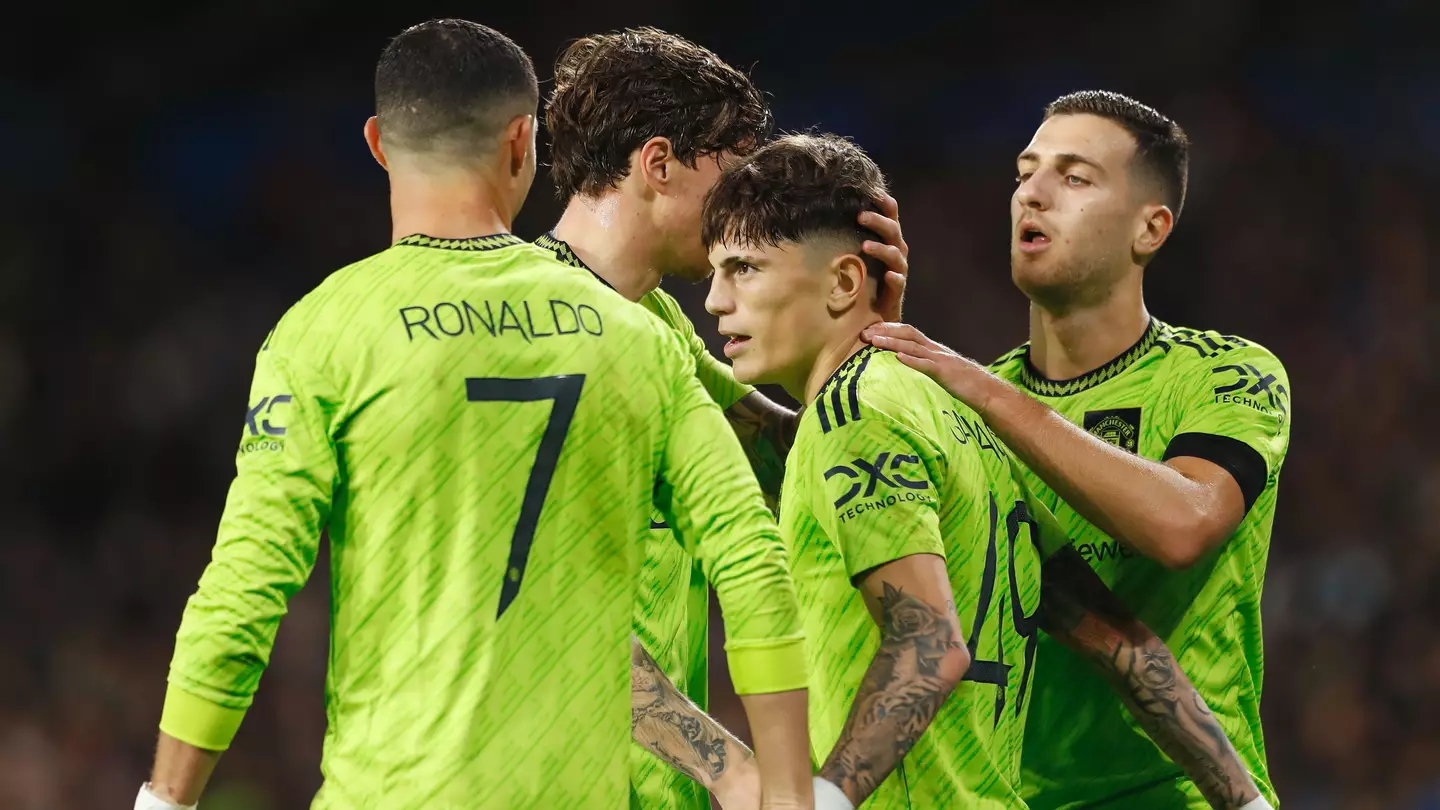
536, 233, 755, 810
781, 346, 1063, 810
162, 233, 806, 810
991, 318, 1290, 810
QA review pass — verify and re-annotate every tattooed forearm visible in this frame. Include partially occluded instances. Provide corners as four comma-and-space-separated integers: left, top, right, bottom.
1038, 548, 1261, 810
818, 584, 966, 805
725, 393, 798, 502
631, 637, 750, 789
1105, 639, 1257, 809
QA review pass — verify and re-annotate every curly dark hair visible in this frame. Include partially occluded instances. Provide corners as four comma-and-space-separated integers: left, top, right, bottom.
375, 19, 538, 156
701, 133, 887, 254
1045, 90, 1190, 218
545, 27, 773, 200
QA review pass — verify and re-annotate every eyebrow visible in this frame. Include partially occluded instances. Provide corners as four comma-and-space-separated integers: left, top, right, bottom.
1017, 151, 1107, 174
717, 254, 763, 271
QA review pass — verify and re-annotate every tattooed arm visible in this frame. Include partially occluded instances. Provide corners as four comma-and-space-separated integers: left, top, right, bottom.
1038, 547, 1262, 810
724, 392, 799, 504
817, 554, 970, 806
632, 637, 761, 809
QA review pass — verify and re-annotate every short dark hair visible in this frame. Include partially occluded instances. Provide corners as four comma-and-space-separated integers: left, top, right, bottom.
375, 19, 539, 156
702, 133, 887, 281
1045, 90, 1189, 218
546, 27, 773, 200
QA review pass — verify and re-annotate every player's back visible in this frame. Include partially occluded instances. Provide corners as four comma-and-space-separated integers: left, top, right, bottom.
781, 347, 1044, 809
264, 234, 681, 807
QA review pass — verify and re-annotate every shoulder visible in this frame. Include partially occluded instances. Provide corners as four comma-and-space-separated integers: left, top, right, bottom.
638, 286, 694, 337
505, 245, 678, 339
1153, 321, 1289, 380
505, 240, 632, 296
261, 248, 402, 358
988, 342, 1030, 380
807, 347, 947, 441
1151, 321, 1292, 434
511, 243, 677, 336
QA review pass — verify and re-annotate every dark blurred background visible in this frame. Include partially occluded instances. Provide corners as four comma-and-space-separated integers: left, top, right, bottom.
2, 1, 1437, 808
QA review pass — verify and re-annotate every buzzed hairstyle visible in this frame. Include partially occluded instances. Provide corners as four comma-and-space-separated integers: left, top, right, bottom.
546, 27, 773, 200
1045, 90, 1190, 218
375, 19, 539, 157
702, 133, 888, 283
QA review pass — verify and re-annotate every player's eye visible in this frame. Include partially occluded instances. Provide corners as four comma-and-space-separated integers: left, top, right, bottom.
1016, 172, 1033, 184
735, 262, 756, 276
1066, 174, 1090, 186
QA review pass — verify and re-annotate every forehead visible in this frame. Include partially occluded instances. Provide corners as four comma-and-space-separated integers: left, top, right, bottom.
1021, 114, 1137, 169
707, 240, 801, 265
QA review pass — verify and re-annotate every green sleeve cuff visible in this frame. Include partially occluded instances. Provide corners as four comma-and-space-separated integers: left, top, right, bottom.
159, 685, 247, 751
725, 635, 809, 695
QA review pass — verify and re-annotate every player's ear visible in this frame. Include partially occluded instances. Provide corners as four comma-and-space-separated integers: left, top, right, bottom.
826, 253, 870, 314
364, 116, 388, 171
506, 114, 535, 178
636, 136, 676, 194
1133, 202, 1174, 263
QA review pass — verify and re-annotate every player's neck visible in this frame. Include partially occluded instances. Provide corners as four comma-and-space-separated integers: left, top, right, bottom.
1027, 282, 1149, 381
387, 167, 512, 243
553, 194, 662, 303
797, 316, 883, 404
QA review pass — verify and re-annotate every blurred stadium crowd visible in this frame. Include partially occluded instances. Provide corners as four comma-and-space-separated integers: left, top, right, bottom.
0, 3, 1435, 808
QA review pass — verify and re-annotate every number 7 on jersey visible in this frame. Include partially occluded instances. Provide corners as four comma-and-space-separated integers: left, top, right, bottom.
466, 375, 586, 619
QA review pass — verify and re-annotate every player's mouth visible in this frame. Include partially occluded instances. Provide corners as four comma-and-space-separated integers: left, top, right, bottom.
1017, 222, 1052, 253
721, 332, 752, 357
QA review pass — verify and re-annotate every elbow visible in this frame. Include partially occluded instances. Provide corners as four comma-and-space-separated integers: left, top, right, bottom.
1146, 511, 1226, 571
1151, 537, 1205, 571
939, 645, 971, 693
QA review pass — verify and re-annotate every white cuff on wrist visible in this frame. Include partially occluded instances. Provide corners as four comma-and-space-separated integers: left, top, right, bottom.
1239, 796, 1274, 810
135, 783, 196, 810
813, 776, 854, 810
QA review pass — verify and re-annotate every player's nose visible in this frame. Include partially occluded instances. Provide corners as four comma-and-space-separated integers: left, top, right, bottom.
1014, 174, 1050, 211
704, 274, 733, 317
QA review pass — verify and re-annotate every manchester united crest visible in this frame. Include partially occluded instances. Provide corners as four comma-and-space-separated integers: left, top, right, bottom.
1083, 408, 1141, 454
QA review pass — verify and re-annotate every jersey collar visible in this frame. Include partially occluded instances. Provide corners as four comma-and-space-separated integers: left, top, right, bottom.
535, 231, 617, 292
394, 233, 524, 251
814, 344, 880, 405
1018, 318, 1162, 397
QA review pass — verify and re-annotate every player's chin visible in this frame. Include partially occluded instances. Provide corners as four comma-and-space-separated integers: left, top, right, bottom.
730, 355, 768, 385
730, 357, 758, 384
1010, 251, 1055, 285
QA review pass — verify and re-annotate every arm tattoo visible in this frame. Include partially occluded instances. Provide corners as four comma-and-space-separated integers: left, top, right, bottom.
1037, 548, 1261, 810
725, 393, 797, 502
819, 583, 963, 805
631, 638, 737, 787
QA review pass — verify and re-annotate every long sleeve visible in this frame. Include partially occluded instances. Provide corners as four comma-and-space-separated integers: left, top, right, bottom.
654, 367, 805, 696
162, 344, 339, 750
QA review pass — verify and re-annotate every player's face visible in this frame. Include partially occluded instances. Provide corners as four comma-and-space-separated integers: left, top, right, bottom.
656, 152, 737, 282
1011, 114, 1143, 303
705, 241, 835, 388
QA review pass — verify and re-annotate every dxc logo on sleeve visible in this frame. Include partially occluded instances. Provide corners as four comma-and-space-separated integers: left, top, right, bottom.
1211, 363, 1289, 425
239, 394, 292, 454
824, 451, 933, 523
